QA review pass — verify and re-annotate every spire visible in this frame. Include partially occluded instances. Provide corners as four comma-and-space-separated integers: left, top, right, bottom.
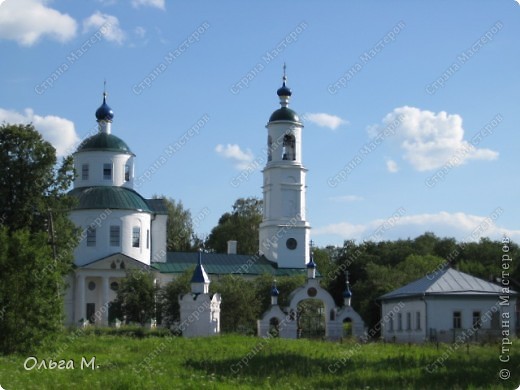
343, 271, 352, 307
95, 83, 114, 133
271, 280, 279, 305
306, 252, 317, 279
276, 63, 292, 107
191, 250, 210, 294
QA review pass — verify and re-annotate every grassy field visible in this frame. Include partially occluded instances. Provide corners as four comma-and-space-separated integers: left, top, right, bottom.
0, 331, 518, 389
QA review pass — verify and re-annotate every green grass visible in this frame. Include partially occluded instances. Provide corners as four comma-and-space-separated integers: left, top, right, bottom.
0, 332, 518, 389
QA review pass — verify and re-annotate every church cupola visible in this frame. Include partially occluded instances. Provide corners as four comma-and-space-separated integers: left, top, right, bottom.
271, 280, 280, 306
306, 253, 317, 279
191, 251, 210, 294
343, 272, 352, 307
95, 91, 114, 134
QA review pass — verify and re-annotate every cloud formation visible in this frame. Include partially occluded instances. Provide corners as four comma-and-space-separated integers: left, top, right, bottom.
83, 11, 125, 44
131, 0, 165, 10
305, 113, 347, 130
215, 144, 255, 170
0, 0, 77, 46
386, 159, 399, 173
0, 108, 79, 158
380, 106, 498, 171
313, 210, 518, 244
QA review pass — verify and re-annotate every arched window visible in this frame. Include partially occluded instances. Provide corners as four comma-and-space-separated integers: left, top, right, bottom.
267, 135, 273, 162
282, 133, 296, 161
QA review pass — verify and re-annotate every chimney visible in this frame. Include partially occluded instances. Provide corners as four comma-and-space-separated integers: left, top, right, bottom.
227, 240, 237, 255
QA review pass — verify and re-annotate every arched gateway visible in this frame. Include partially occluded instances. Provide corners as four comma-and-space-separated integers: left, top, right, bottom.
258, 257, 365, 340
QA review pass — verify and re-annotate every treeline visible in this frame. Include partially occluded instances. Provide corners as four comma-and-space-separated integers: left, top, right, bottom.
315, 233, 519, 333
111, 269, 305, 334
113, 233, 518, 337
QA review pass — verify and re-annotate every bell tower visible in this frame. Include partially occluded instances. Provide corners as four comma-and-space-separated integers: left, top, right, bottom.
259, 66, 310, 268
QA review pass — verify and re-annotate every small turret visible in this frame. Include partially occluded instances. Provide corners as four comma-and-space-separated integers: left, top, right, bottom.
306, 253, 317, 279
343, 272, 352, 307
191, 251, 210, 294
271, 280, 280, 306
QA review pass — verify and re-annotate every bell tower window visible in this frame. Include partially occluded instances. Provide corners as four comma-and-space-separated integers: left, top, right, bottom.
124, 164, 130, 182
282, 134, 295, 161
267, 136, 273, 162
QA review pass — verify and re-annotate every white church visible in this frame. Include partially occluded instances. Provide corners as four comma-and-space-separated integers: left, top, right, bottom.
63, 71, 366, 338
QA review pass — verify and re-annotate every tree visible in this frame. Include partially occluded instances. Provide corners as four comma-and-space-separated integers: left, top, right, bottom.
114, 270, 157, 325
211, 275, 260, 333
206, 197, 262, 254
0, 123, 77, 354
154, 196, 197, 252
160, 267, 193, 327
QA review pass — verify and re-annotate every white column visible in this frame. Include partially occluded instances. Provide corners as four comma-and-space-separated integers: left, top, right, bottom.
76, 274, 85, 325
102, 276, 110, 326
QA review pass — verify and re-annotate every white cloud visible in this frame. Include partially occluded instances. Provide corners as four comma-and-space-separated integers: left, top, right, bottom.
305, 113, 347, 130
134, 26, 146, 38
329, 195, 364, 202
215, 144, 255, 170
380, 106, 498, 171
386, 159, 399, 173
83, 11, 125, 44
0, 108, 79, 158
313, 211, 520, 244
131, 0, 165, 10
0, 0, 77, 46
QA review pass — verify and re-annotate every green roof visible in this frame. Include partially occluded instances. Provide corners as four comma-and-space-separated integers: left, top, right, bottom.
147, 198, 169, 215
269, 107, 301, 123
75, 132, 133, 155
152, 252, 307, 277
68, 186, 152, 212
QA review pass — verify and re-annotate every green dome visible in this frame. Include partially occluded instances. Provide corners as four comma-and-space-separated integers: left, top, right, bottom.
269, 107, 301, 123
75, 132, 133, 154
68, 186, 152, 212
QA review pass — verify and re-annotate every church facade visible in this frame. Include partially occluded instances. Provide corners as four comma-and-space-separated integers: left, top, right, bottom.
64, 73, 318, 327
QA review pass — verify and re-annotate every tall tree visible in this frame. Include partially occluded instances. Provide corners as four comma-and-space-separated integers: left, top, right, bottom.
114, 270, 157, 325
0, 123, 77, 354
154, 196, 197, 252
160, 267, 193, 327
206, 197, 262, 254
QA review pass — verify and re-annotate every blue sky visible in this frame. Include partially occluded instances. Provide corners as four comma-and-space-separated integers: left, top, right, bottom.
1, 0, 519, 247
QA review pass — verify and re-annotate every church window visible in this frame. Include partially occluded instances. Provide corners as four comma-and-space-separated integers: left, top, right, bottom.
110, 282, 119, 291
282, 133, 296, 161
110, 225, 120, 247
87, 227, 96, 247
82, 164, 89, 180
124, 164, 130, 182
103, 163, 112, 180
406, 312, 411, 330
453, 311, 461, 329
88, 281, 96, 291
132, 227, 140, 248
286, 238, 297, 250
397, 313, 402, 331
416, 311, 421, 330
267, 136, 273, 161
146, 229, 150, 249
388, 312, 394, 332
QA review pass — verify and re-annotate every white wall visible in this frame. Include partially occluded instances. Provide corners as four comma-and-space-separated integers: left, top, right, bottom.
382, 296, 517, 343
70, 209, 152, 266
74, 151, 134, 189
151, 214, 167, 263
